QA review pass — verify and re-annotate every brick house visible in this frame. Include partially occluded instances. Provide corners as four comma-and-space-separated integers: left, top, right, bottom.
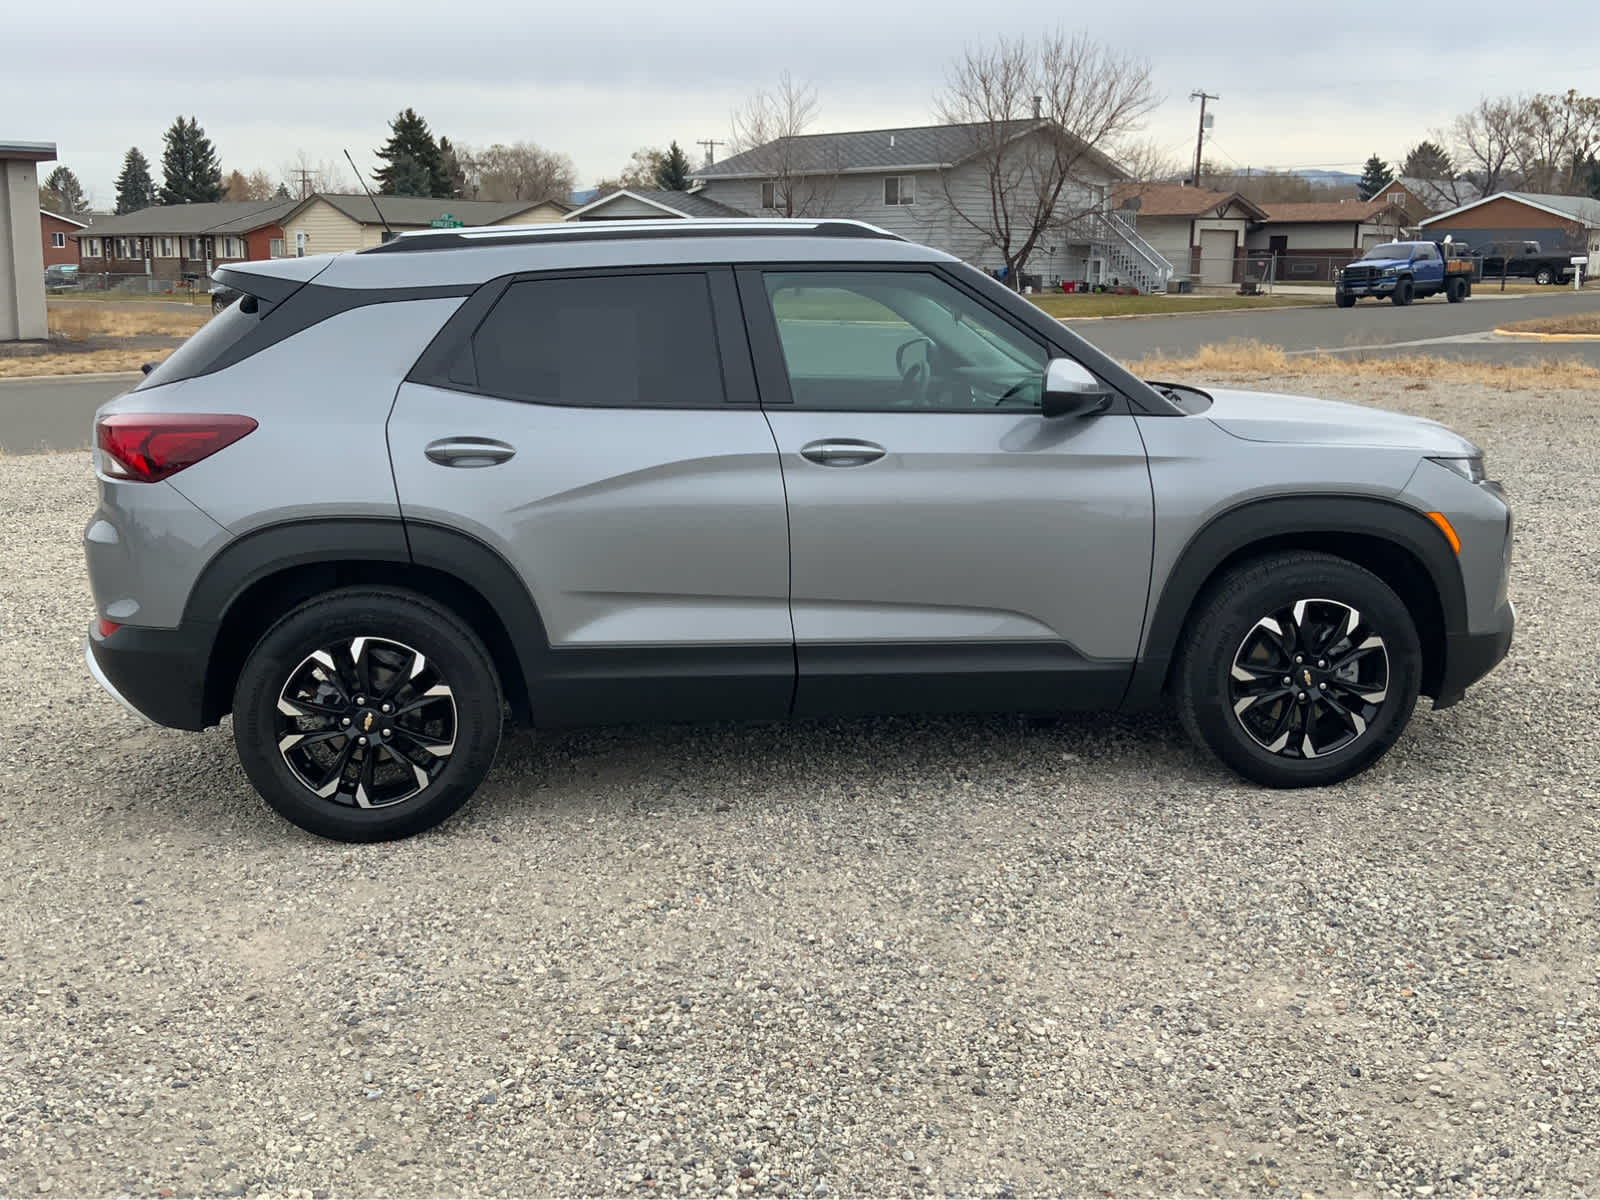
40, 209, 88, 267
72, 198, 297, 288
1419, 192, 1600, 266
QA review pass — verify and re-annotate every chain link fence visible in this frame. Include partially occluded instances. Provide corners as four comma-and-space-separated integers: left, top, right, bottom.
57, 272, 214, 302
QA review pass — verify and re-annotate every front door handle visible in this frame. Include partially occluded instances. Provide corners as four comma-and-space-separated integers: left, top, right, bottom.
799, 439, 886, 467
424, 437, 516, 468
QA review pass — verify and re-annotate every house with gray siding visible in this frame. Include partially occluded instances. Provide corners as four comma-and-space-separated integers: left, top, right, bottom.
690, 120, 1176, 292
1113, 183, 1268, 287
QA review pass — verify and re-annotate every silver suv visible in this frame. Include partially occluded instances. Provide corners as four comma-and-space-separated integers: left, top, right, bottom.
84, 219, 1515, 841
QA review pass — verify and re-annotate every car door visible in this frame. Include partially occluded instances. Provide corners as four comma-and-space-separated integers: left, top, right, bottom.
737, 265, 1154, 717
388, 267, 794, 725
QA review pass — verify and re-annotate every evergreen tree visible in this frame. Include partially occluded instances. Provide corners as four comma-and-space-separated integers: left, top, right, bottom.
654, 141, 693, 191
43, 166, 89, 214
113, 148, 157, 214
374, 108, 448, 197
438, 136, 468, 199
1358, 153, 1391, 201
160, 116, 225, 204
1401, 140, 1452, 181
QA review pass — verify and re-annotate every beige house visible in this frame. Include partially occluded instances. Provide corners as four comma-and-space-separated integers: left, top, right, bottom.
1115, 184, 1268, 288
1244, 196, 1428, 282
277, 193, 571, 257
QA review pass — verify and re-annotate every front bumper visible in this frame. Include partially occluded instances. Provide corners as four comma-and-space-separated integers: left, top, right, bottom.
1432, 599, 1514, 709
86, 621, 217, 730
1340, 278, 1398, 296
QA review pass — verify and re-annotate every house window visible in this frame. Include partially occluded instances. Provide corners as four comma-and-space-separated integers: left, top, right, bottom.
51, 231, 66, 248
81, 237, 101, 257
884, 176, 915, 206
760, 181, 776, 210
268, 238, 285, 258
158, 238, 176, 258
221, 236, 244, 258
186, 237, 203, 259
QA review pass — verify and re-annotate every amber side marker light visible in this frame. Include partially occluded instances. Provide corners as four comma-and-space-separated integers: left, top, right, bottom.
1426, 511, 1462, 555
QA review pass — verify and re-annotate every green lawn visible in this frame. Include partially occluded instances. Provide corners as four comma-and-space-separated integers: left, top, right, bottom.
1029, 293, 1323, 318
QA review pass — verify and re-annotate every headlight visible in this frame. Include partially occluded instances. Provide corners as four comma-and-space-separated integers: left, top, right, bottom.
1382, 267, 1399, 277
1429, 455, 1487, 484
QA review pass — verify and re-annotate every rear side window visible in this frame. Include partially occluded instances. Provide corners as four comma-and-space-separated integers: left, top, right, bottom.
138, 300, 262, 390
469, 273, 725, 407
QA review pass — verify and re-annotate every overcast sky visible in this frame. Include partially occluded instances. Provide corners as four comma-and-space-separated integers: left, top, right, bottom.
7, 0, 1597, 206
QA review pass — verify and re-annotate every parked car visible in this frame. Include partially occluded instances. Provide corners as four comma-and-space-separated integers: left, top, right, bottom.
84, 219, 1515, 841
208, 277, 241, 314
1475, 240, 1574, 286
1335, 241, 1475, 306
44, 264, 79, 291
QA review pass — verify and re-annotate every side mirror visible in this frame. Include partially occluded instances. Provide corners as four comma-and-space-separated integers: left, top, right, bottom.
1041, 358, 1114, 419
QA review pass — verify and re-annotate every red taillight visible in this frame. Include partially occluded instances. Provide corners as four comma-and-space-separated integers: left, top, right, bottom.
96, 413, 258, 483
96, 617, 121, 639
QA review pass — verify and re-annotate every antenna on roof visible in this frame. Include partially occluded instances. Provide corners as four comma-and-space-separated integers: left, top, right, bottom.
343, 148, 392, 238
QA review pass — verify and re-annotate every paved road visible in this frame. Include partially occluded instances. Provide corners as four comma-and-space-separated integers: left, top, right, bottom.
1063, 286, 1600, 365
3, 288, 1597, 455
0, 373, 136, 454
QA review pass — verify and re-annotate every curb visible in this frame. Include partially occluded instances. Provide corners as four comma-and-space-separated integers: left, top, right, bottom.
1056, 301, 1326, 323
1492, 328, 1600, 342
0, 370, 143, 384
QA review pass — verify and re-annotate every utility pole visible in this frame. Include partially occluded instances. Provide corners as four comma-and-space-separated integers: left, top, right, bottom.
294, 167, 314, 199
696, 139, 725, 168
1190, 91, 1218, 187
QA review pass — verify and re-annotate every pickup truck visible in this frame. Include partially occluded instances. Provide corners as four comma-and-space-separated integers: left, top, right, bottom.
1476, 240, 1574, 286
1336, 240, 1475, 307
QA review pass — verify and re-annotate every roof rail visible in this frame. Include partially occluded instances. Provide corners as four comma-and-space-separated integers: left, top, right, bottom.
359, 217, 905, 254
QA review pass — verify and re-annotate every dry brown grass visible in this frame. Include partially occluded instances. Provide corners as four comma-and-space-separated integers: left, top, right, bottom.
47, 306, 208, 341
1129, 338, 1600, 390
0, 349, 173, 378
1496, 313, 1600, 336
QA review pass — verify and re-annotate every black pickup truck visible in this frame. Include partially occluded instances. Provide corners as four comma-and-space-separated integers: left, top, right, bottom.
1476, 240, 1575, 285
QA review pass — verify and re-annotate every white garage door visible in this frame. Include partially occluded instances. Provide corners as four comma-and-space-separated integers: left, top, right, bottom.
1199, 229, 1236, 287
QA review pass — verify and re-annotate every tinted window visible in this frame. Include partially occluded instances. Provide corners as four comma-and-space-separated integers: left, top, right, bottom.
764, 271, 1048, 412
138, 299, 261, 390
471, 273, 724, 408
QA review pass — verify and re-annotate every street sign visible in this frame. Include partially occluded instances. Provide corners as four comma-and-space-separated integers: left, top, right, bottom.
429, 214, 464, 229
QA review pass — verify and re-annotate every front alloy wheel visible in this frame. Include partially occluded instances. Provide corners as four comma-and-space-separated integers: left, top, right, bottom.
1176, 552, 1421, 788
1228, 599, 1389, 759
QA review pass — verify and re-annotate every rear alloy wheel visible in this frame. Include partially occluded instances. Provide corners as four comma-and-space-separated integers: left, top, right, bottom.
1534, 266, 1556, 286
1176, 552, 1421, 788
233, 588, 502, 841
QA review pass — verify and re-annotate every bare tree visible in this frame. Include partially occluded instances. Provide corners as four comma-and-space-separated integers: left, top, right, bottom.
727, 72, 838, 216
1451, 97, 1524, 194
223, 168, 276, 201
594, 146, 668, 194
934, 30, 1158, 285
459, 142, 576, 203
278, 151, 353, 197
1513, 90, 1600, 193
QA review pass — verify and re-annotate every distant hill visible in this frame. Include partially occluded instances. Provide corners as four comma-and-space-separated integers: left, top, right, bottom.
1291, 169, 1362, 189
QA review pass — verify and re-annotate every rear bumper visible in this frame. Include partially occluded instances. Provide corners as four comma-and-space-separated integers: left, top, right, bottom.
86, 621, 216, 730
1432, 600, 1515, 710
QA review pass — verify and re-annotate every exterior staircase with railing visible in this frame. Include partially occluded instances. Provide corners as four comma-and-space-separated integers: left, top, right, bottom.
1084, 210, 1175, 294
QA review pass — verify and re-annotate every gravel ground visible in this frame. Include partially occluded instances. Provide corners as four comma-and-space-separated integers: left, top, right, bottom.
2, 375, 1597, 1198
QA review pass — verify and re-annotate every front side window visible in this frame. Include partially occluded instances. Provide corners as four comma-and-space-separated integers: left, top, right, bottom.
763, 271, 1049, 412
468, 272, 725, 408
884, 175, 915, 205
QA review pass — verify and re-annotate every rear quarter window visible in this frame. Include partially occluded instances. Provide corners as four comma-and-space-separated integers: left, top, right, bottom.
137, 300, 263, 390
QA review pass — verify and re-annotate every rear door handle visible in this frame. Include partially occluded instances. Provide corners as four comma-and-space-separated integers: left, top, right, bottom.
424, 437, 516, 468
799, 439, 886, 467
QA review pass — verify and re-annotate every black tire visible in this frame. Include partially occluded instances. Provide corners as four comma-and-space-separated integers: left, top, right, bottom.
232, 587, 503, 841
1335, 292, 1357, 308
1175, 552, 1422, 789
1446, 276, 1467, 303
1390, 279, 1414, 306
1534, 266, 1555, 286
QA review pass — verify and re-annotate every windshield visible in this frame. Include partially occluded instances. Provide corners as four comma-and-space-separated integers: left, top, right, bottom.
1361, 244, 1411, 261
